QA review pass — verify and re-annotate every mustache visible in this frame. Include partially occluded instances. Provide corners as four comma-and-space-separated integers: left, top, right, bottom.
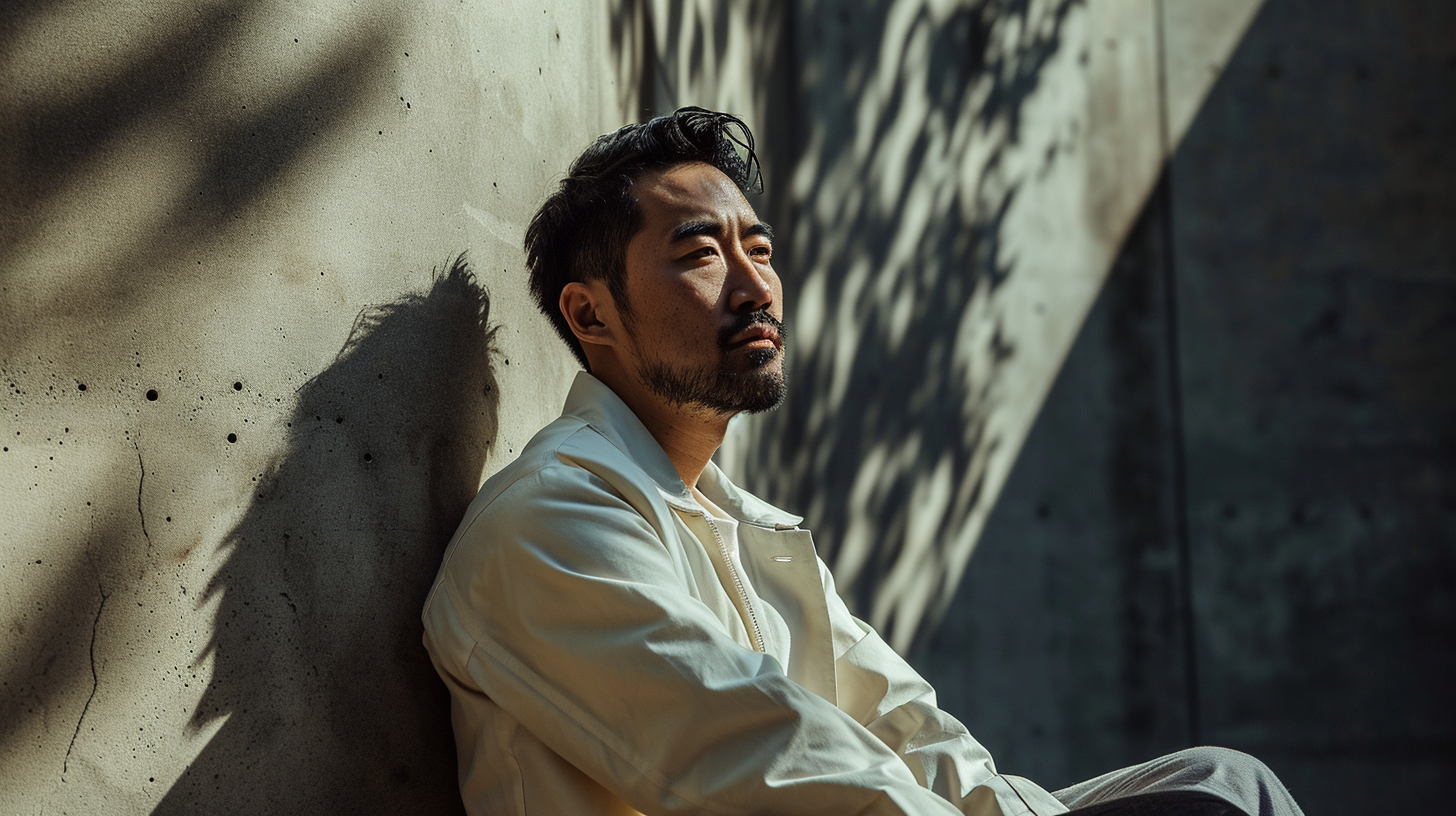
718, 310, 786, 350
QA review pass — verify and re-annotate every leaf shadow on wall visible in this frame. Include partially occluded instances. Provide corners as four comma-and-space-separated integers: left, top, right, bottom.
153, 257, 495, 816
744, 0, 1083, 652
0, 0, 399, 359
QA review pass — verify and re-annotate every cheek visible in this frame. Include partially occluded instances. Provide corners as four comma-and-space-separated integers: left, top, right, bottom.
674, 276, 728, 317
641, 286, 718, 339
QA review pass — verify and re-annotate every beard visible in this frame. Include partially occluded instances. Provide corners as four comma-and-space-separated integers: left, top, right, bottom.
633, 311, 788, 415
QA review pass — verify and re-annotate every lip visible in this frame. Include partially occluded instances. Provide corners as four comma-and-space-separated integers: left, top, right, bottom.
727, 325, 781, 350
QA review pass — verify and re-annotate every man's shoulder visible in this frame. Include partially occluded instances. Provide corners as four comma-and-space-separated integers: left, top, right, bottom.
424, 411, 680, 633
463, 413, 669, 531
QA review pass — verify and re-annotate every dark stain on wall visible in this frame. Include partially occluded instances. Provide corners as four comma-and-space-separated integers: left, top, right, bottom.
153, 257, 495, 816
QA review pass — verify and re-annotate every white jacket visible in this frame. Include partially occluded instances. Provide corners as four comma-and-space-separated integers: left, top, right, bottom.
422, 372, 1066, 816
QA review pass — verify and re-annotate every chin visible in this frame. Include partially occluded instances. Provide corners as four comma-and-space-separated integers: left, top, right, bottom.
638, 352, 787, 414
733, 365, 788, 414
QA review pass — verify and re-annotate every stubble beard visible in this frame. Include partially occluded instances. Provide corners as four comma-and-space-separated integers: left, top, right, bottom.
633, 312, 789, 416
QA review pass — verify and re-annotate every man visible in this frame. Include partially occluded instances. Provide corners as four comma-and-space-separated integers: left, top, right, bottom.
422, 108, 1303, 816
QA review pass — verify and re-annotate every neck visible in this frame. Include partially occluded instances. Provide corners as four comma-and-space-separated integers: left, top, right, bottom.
591, 364, 731, 489
625, 391, 731, 490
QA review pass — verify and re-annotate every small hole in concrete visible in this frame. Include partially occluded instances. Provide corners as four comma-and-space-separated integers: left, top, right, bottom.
233, 382, 243, 391
227, 433, 238, 443
146, 389, 158, 401
78, 383, 87, 391
363, 452, 373, 462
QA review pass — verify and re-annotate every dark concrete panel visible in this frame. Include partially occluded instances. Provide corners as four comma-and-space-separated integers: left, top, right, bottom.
1170, 1, 1456, 812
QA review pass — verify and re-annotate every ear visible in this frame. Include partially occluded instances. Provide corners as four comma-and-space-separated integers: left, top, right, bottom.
559, 281, 617, 348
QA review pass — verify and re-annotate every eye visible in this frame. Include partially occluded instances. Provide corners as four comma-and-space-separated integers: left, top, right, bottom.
749, 244, 773, 259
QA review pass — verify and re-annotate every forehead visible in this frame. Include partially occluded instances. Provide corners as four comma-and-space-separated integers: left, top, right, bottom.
631, 162, 758, 232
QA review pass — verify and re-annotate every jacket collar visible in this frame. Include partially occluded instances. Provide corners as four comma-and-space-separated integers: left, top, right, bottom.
561, 371, 803, 529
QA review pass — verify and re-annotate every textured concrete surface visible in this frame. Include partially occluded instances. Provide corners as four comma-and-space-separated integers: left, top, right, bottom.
917, 1, 1456, 813
728, 0, 1259, 654
1174, 0, 1455, 809
0, 1, 625, 812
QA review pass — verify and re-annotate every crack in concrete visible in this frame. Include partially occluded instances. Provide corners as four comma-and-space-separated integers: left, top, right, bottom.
134, 439, 152, 553
61, 588, 109, 779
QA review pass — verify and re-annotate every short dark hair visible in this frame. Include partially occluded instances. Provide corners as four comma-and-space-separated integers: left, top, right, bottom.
524, 106, 762, 369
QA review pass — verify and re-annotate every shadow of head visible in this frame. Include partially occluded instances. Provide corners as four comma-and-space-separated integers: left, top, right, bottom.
155, 256, 492, 816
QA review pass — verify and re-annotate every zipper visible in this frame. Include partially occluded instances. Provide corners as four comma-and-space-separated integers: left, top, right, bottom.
701, 514, 765, 653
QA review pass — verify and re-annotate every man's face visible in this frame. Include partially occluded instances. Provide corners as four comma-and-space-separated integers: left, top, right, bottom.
616, 161, 787, 416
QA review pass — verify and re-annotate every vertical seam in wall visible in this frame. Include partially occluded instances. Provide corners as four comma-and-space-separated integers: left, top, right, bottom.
1153, 0, 1202, 747
638, 0, 656, 118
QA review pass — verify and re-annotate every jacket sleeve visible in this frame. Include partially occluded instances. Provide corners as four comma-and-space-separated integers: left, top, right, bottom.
426, 462, 966, 816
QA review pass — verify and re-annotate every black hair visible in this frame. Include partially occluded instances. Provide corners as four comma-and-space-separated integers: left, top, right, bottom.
523, 106, 762, 369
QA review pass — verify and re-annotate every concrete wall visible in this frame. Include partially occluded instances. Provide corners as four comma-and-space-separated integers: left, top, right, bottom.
5, 0, 1450, 814
1, 1, 628, 812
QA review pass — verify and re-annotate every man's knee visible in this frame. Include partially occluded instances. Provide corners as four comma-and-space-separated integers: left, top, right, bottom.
1165, 747, 1291, 814
1164, 746, 1277, 783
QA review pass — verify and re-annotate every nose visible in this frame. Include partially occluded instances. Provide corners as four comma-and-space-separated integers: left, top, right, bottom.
727, 249, 776, 314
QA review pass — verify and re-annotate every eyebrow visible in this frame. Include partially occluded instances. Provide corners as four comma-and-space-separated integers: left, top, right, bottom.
669, 220, 775, 243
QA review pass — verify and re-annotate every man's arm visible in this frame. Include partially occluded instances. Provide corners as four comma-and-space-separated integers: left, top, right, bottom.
425, 462, 966, 816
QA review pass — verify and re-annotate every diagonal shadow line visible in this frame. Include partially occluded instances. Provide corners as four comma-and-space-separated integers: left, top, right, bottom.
0, 0, 78, 51
1, 9, 399, 281
749, 0, 1087, 651
178, 20, 397, 222
1, 14, 401, 361
1, 3, 258, 226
